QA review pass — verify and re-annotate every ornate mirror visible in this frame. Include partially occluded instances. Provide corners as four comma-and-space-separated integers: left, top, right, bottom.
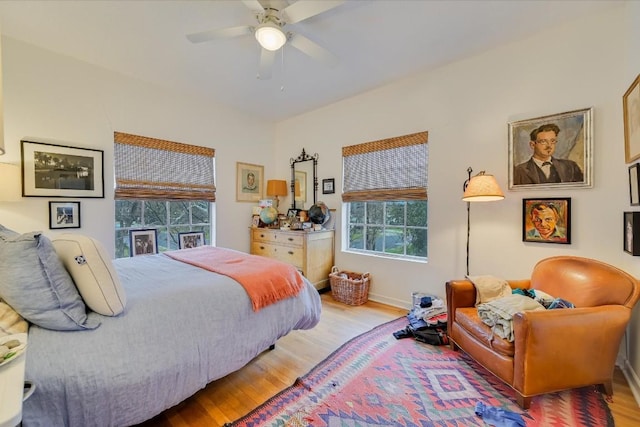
290, 149, 318, 210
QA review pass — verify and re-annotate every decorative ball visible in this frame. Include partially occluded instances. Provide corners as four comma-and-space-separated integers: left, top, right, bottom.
309, 203, 328, 224
259, 207, 279, 225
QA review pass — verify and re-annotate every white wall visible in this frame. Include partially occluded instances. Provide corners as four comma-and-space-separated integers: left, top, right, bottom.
0, 37, 275, 253
276, 3, 640, 393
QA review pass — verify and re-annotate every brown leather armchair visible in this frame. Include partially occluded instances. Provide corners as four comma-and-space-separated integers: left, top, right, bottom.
446, 256, 640, 409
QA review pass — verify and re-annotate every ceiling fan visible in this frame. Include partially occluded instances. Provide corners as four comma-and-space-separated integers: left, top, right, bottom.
186, 0, 344, 79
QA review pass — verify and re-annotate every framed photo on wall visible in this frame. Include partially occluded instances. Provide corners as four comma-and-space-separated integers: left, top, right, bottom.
508, 108, 593, 190
129, 229, 158, 257
178, 231, 205, 249
624, 74, 640, 163
522, 198, 571, 244
322, 178, 335, 194
236, 162, 264, 202
624, 212, 640, 255
21, 139, 104, 198
49, 201, 80, 229
629, 163, 640, 206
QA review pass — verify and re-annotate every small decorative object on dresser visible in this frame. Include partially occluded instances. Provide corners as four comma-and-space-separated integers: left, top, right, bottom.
250, 227, 334, 290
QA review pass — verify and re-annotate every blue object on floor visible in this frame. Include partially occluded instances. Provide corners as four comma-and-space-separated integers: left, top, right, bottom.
474, 401, 525, 427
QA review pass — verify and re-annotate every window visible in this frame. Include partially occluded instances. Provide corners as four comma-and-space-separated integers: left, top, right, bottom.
115, 200, 210, 258
113, 132, 215, 257
343, 131, 428, 260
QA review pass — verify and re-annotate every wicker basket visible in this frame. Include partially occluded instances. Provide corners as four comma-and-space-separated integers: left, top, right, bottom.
329, 266, 370, 306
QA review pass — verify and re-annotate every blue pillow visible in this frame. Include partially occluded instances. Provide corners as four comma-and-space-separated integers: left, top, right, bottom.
0, 232, 100, 331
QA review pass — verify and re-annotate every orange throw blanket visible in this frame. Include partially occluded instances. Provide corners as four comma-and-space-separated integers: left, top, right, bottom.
164, 246, 304, 311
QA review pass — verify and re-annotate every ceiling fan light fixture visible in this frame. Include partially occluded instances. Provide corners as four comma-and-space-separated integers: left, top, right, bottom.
255, 22, 287, 51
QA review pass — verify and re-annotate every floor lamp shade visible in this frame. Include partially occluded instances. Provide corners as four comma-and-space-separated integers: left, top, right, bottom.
462, 169, 504, 276
0, 163, 21, 201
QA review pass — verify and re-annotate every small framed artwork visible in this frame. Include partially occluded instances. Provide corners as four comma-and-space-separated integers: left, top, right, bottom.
322, 178, 335, 194
522, 198, 571, 244
49, 201, 81, 229
629, 163, 640, 206
508, 108, 593, 190
236, 162, 264, 202
21, 139, 104, 198
287, 208, 300, 218
251, 214, 260, 228
624, 212, 640, 255
178, 231, 205, 249
623, 74, 640, 163
129, 229, 158, 257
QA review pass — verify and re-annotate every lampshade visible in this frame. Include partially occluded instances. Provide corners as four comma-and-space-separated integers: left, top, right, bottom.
255, 22, 287, 51
462, 172, 504, 202
0, 163, 21, 202
266, 179, 288, 197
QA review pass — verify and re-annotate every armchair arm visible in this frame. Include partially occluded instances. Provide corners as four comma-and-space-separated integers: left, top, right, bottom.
512, 305, 631, 395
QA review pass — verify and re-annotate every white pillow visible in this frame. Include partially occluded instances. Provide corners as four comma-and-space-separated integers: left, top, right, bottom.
51, 234, 126, 316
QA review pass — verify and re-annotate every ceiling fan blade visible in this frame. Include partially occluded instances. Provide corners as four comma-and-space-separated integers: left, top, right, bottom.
241, 0, 265, 12
186, 25, 253, 44
258, 48, 275, 80
289, 33, 338, 67
282, 0, 344, 24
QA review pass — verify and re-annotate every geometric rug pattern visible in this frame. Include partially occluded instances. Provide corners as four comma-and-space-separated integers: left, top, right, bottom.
230, 317, 614, 427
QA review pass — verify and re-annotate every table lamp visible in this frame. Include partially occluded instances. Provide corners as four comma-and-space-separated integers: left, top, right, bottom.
266, 179, 288, 212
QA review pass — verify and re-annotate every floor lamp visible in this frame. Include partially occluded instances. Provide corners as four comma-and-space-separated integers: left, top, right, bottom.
462, 167, 504, 276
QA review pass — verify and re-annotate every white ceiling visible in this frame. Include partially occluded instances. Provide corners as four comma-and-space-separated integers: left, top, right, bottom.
0, 0, 623, 122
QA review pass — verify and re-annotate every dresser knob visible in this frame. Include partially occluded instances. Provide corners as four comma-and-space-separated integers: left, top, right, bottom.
288, 251, 294, 255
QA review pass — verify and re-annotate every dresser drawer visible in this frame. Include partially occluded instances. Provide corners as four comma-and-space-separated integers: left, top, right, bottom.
251, 229, 303, 247
251, 242, 303, 268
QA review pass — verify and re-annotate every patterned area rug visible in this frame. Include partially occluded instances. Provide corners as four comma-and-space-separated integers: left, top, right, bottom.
231, 317, 614, 427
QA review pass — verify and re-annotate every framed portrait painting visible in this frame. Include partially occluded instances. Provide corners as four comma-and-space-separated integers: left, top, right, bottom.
236, 162, 263, 202
129, 229, 158, 257
178, 231, 205, 249
624, 74, 640, 163
508, 108, 593, 190
522, 198, 571, 244
49, 201, 80, 229
21, 139, 104, 198
624, 212, 640, 255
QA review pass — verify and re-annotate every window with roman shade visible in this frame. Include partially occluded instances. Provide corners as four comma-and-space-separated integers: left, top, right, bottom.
114, 132, 216, 202
342, 131, 428, 202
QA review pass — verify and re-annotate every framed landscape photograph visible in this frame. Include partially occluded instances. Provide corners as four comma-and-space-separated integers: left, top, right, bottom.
522, 198, 571, 244
624, 74, 640, 163
624, 212, 640, 255
21, 139, 104, 198
508, 108, 593, 190
629, 163, 640, 206
129, 229, 158, 257
236, 162, 263, 202
49, 201, 80, 229
178, 231, 205, 249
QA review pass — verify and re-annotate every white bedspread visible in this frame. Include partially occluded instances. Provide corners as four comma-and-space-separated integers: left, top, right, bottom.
23, 254, 321, 427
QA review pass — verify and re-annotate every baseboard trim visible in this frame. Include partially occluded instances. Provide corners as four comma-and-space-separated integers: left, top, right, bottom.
367, 292, 411, 310
622, 359, 640, 407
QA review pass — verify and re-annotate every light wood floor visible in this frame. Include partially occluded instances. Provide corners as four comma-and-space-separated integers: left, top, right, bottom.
137, 293, 640, 426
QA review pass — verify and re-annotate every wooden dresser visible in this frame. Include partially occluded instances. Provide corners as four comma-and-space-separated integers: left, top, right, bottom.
250, 228, 335, 290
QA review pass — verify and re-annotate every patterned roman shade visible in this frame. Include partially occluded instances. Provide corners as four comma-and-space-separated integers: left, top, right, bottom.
114, 132, 216, 201
342, 131, 428, 202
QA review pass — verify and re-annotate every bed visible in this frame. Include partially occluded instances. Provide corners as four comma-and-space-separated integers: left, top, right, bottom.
0, 229, 321, 427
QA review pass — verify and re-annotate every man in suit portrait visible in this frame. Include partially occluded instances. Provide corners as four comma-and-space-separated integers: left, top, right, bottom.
513, 123, 584, 185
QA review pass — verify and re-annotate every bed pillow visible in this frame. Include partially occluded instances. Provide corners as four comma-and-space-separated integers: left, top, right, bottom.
51, 234, 126, 316
0, 300, 28, 337
0, 224, 19, 240
0, 232, 99, 331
